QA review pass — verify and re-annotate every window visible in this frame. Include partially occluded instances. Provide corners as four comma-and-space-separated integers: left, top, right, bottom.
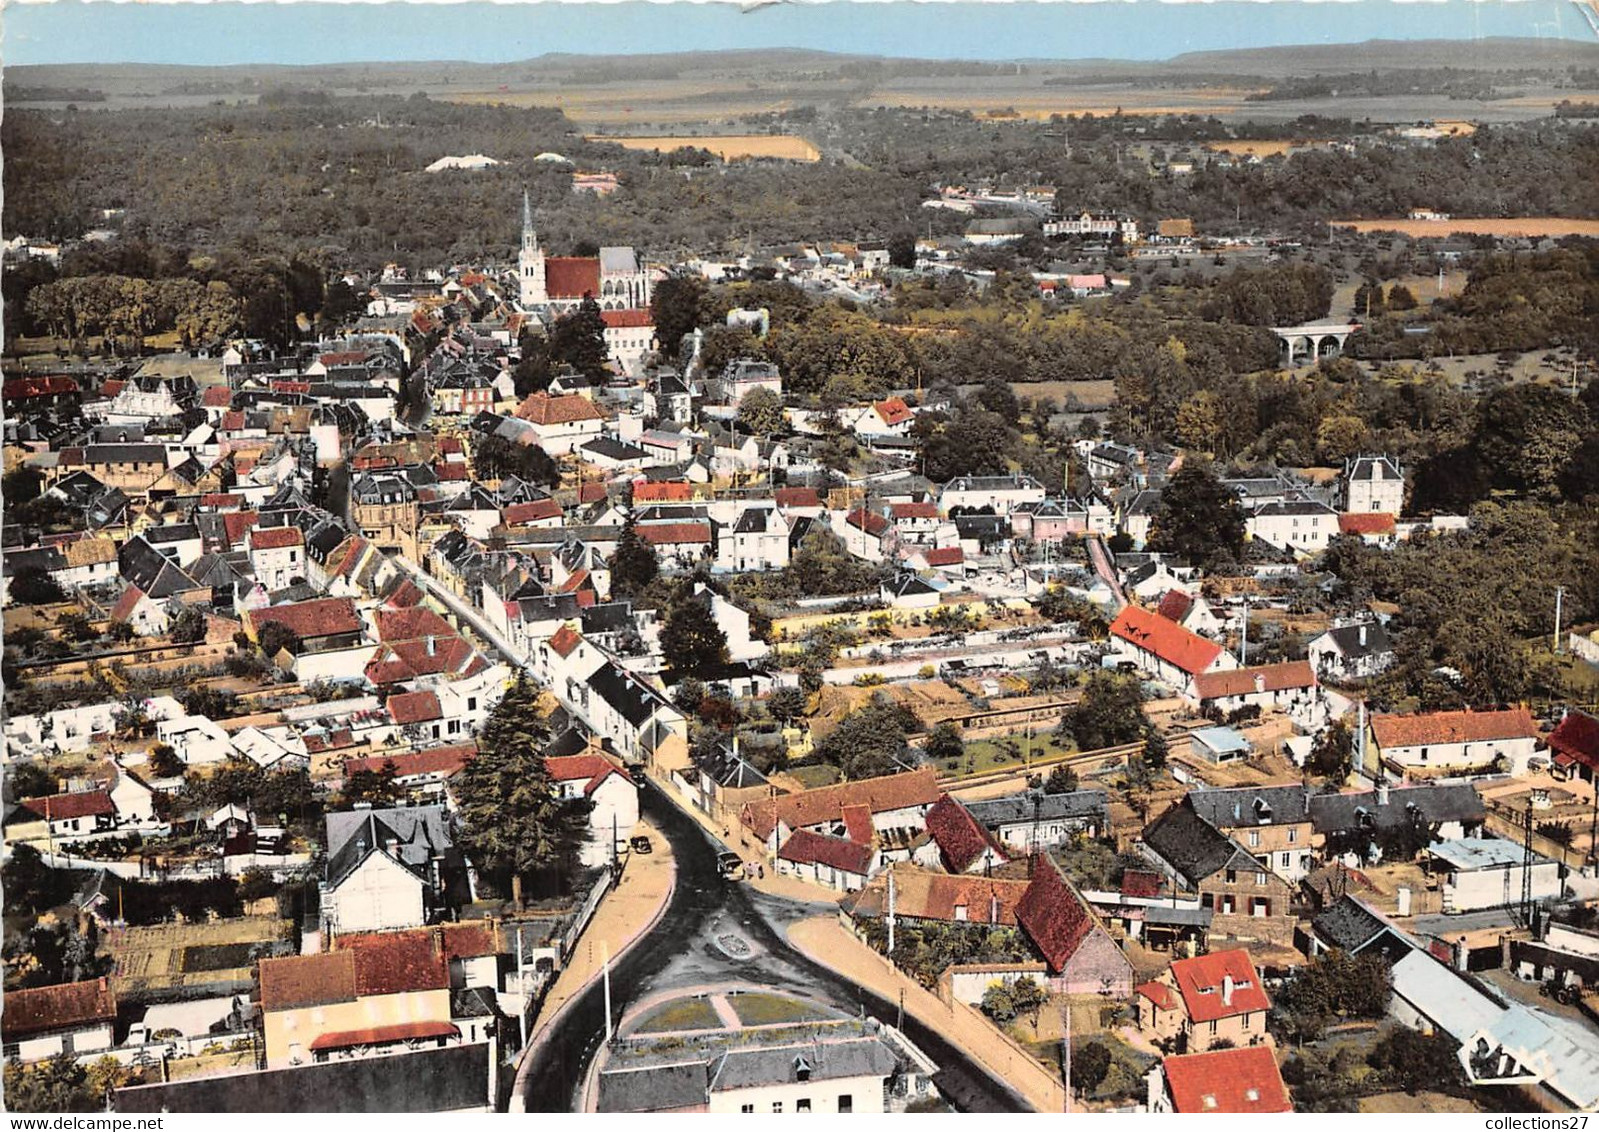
741, 1106, 754, 1114
1209, 1020, 1218, 1035
1255, 872, 1268, 887
838, 1096, 853, 1114
1248, 831, 1260, 847
772, 1103, 783, 1113
797, 1100, 811, 1113
1225, 869, 1237, 884
1287, 828, 1298, 844
1280, 853, 1291, 869
1242, 1013, 1252, 1030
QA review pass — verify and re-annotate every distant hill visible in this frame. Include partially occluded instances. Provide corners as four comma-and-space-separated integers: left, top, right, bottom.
1164, 37, 1599, 76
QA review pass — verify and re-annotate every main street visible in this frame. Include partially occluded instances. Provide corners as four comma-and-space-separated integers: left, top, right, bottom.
517, 780, 1031, 1114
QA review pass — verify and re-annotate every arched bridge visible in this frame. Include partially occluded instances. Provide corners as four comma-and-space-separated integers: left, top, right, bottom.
1272, 322, 1362, 366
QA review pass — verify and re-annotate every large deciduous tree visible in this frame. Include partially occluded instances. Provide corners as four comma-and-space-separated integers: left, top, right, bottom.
650, 274, 713, 359
1147, 461, 1245, 571
660, 591, 730, 675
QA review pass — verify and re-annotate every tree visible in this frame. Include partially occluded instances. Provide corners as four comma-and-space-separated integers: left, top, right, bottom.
168, 604, 207, 644
887, 231, 917, 270
1, 843, 74, 915
1473, 384, 1589, 497
788, 529, 877, 596
768, 685, 809, 724
548, 297, 609, 379
1308, 720, 1354, 780
1065, 673, 1148, 751
980, 982, 1017, 1024
660, 591, 729, 675
1141, 729, 1169, 770
671, 677, 706, 714
1044, 764, 1080, 794
651, 274, 712, 359
453, 674, 590, 905
1175, 391, 1222, 452
736, 385, 785, 435
1073, 1040, 1113, 1094
924, 722, 965, 765
1009, 975, 1047, 1026
816, 693, 922, 780
147, 744, 184, 779
1272, 948, 1392, 1044
1367, 1028, 1467, 1096
472, 434, 560, 487
256, 621, 301, 661
341, 762, 402, 809
609, 515, 659, 598
1146, 461, 1246, 571
10, 567, 65, 606
3, 1054, 99, 1113
1385, 283, 1418, 311
511, 332, 554, 397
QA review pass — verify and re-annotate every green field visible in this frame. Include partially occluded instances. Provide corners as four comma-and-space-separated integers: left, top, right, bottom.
634, 997, 723, 1034
727, 992, 831, 1027
935, 731, 1076, 778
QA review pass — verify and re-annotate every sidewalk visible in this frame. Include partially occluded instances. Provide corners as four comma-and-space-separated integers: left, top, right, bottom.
787, 915, 1069, 1113
508, 813, 677, 1110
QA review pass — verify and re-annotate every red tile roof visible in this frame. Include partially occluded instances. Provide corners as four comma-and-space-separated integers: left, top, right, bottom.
1110, 604, 1223, 676
742, 767, 941, 842
1338, 512, 1396, 536
775, 487, 822, 509
308, 1020, 459, 1052
331, 928, 451, 997
1161, 1046, 1292, 1114
923, 546, 964, 567
1136, 980, 1178, 1012
862, 869, 1030, 925
545, 753, 635, 794
1154, 589, 1194, 623
515, 392, 607, 426
249, 597, 362, 640
633, 482, 694, 504
201, 385, 234, 408
1, 978, 116, 1039
249, 526, 304, 551
890, 501, 938, 520
374, 606, 455, 644
1191, 661, 1317, 701
1548, 709, 1599, 771
3, 375, 76, 400
1121, 870, 1163, 898
434, 461, 470, 482
600, 308, 655, 329
343, 744, 475, 781
543, 256, 601, 299
840, 803, 875, 846
503, 498, 563, 525
23, 791, 115, 821
1370, 707, 1539, 750
200, 493, 245, 510
1015, 854, 1099, 974
258, 952, 358, 1011
1169, 948, 1270, 1023
874, 397, 913, 426
388, 690, 443, 725
778, 828, 875, 875
110, 586, 147, 623
578, 481, 608, 504
222, 511, 261, 548
548, 625, 583, 658
924, 794, 1007, 873
638, 521, 711, 546
845, 508, 890, 536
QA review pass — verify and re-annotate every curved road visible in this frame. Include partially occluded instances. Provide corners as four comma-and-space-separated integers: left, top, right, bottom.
519, 781, 1031, 1114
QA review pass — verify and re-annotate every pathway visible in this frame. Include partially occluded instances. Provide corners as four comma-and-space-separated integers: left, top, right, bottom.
1085, 534, 1128, 611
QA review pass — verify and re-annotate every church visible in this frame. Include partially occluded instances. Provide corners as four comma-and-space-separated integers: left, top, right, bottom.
517, 191, 653, 313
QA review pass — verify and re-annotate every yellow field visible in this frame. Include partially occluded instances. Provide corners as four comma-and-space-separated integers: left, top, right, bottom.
1332, 217, 1599, 238
586, 133, 820, 161
1204, 140, 1320, 157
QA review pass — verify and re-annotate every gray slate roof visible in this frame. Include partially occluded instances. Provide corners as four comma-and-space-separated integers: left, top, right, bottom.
1141, 803, 1255, 887
708, 1039, 897, 1093
1308, 783, 1484, 835
1186, 785, 1312, 829
966, 789, 1108, 828
598, 1061, 709, 1113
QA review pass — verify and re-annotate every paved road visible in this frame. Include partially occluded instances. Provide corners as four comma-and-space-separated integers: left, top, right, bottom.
518, 780, 1030, 1114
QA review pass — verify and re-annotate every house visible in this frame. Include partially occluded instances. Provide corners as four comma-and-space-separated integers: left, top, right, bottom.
1547, 708, 1599, 787
776, 828, 878, 891
914, 795, 1008, 875
600, 309, 656, 375
741, 767, 941, 860
1, 979, 117, 1063
1109, 604, 1235, 686
1338, 511, 1398, 546
1136, 948, 1271, 1054
1152, 589, 1223, 638
1184, 786, 1315, 884
718, 504, 791, 572
1426, 837, 1563, 913
1044, 211, 1139, 243
1367, 707, 1541, 779
341, 745, 475, 796
1139, 804, 1296, 947
247, 525, 308, 591
1306, 621, 1393, 681
1189, 726, 1253, 765
940, 474, 1045, 516
637, 521, 713, 568
1015, 854, 1134, 996
831, 507, 894, 563
256, 935, 453, 1069
842, 865, 1031, 929
514, 393, 607, 455
1185, 662, 1321, 726
21, 790, 118, 841
1147, 1046, 1292, 1114
320, 805, 464, 935
709, 359, 781, 407
853, 397, 915, 438
1246, 500, 1340, 555
964, 789, 1109, 849
1344, 455, 1404, 515
571, 662, 689, 768
1308, 781, 1486, 854
546, 753, 639, 867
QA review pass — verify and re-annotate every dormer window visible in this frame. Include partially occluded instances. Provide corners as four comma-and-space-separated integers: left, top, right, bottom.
794, 1055, 812, 1082
1202, 1095, 1217, 1110
1245, 1088, 1260, 1102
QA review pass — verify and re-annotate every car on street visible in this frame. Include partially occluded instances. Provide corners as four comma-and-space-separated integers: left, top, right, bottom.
718, 851, 744, 878
630, 835, 653, 855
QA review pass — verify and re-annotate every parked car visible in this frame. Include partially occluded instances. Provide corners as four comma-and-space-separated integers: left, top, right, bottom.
718, 851, 744, 879
630, 835, 653, 855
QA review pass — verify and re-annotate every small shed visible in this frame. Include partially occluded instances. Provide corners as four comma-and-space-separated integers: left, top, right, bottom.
1190, 727, 1252, 765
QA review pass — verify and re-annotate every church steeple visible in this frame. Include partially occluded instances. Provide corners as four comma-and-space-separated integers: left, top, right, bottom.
518, 187, 546, 308
521, 188, 537, 252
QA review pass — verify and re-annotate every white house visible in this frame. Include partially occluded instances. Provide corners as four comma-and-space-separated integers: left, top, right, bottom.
703, 1037, 901, 1114
1246, 500, 1340, 555
246, 525, 307, 591
1108, 604, 1236, 687
1345, 455, 1404, 515
1307, 621, 1394, 680
546, 753, 640, 867
716, 504, 790, 573
940, 474, 1046, 516
513, 393, 607, 455
320, 806, 458, 935
155, 713, 234, 766
1427, 838, 1564, 913
1368, 707, 1541, 779
1, 979, 117, 1064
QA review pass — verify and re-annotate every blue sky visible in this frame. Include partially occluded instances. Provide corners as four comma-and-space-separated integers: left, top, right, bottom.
5, 1, 1591, 67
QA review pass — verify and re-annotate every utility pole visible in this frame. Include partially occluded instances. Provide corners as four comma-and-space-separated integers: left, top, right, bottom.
886, 867, 897, 956
1238, 597, 1250, 667
1554, 586, 1565, 654
1060, 999, 1072, 1113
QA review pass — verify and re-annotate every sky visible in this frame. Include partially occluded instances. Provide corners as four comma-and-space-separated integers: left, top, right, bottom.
4, 0, 1593, 67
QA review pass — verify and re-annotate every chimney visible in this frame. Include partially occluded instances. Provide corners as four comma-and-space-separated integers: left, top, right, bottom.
426, 635, 437, 657
1358, 624, 1368, 647
1222, 974, 1235, 1006
1254, 674, 1266, 694
385, 837, 400, 856
1377, 780, 1389, 807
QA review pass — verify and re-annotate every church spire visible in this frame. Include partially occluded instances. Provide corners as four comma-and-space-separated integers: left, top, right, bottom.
521, 188, 536, 251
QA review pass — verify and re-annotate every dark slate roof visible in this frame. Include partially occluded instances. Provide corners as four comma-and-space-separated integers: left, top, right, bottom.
952, 515, 1008, 539
544, 725, 591, 759
587, 663, 667, 728
1141, 803, 1255, 887
1308, 783, 1484, 835
693, 741, 770, 790
1310, 896, 1390, 954
581, 602, 634, 635
144, 522, 202, 545
1186, 785, 1312, 829
115, 1041, 491, 1112
709, 1039, 897, 1092
324, 806, 455, 889
581, 437, 648, 462
965, 789, 1108, 828
597, 1061, 709, 1113
1318, 620, 1392, 658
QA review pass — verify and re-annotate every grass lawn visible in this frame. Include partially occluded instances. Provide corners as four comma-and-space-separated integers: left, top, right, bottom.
787, 764, 842, 789
634, 997, 723, 1034
727, 992, 830, 1027
937, 732, 1075, 778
